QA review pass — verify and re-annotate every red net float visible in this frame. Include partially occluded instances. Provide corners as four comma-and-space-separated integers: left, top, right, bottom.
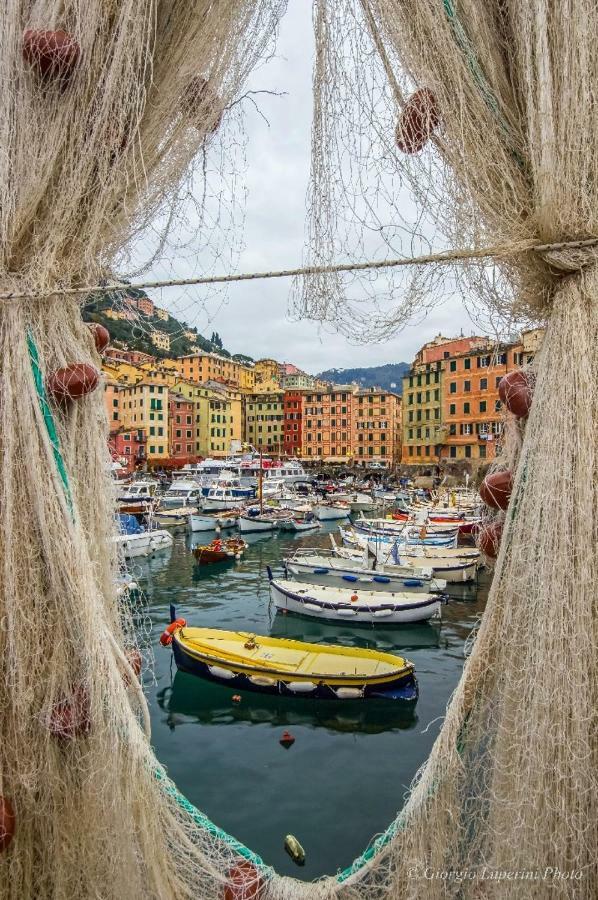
396, 88, 440, 154
23, 30, 80, 81
223, 860, 264, 900
47, 363, 99, 403
48, 686, 91, 740
279, 730, 295, 749
182, 77, 223, 133
0, 797, 16, 852
479, 470, 513, 511
477, 521, 503, 559
87, 323, 110, 354
498, 370, 533, 418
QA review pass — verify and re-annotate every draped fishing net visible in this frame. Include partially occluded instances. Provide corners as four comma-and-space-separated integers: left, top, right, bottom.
1, 2, 596, 900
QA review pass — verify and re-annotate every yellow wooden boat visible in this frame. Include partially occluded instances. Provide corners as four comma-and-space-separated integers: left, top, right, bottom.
168, 617, 417, 701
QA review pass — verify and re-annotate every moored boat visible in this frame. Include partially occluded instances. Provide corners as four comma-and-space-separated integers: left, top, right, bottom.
282, 551, 442, 593
279, 516, 321, 533
330, 535, 479, 583
165, 616, 418, 701
193, 537, 247, 564
269, 574, 443, 625
153, 507, 195, 528
188, 511, 238, 532
314, 501, 351, 521
113, 514, 173, 559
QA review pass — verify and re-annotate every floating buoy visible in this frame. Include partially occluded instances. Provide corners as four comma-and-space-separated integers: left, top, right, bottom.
350, 593, 359, 603
47, 363, 99, 403
87, 322, 110, 353
479, 471, 513, 511
477, 521, 503, 559
232, 694, 242, 703
396, 88, 440, 154
181, 76, 223, 133
284, 834, 306, 866
0, 797, 15, 852
279, 730, 295, 749
224, 860, 264, 900
498, 370, 533, 418
159, 630, 173, 647
23, 29, 80, 81
49, 685, 91, 740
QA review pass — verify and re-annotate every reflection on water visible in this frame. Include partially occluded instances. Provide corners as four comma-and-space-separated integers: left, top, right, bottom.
138, 525, 491, 880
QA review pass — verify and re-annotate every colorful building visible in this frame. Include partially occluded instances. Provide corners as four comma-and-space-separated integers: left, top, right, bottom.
119, 381, 169, 461
108, 428, 146, 475
151, 331, 171, 352
104, 348, 155, 366
302, 387, 354, 462
169, 393, 196, 464
254, 358, 280, 388
177, 352, 255, 392
353, 388, 402, 465
283, 390, 304, 457
244, 391, 285, 453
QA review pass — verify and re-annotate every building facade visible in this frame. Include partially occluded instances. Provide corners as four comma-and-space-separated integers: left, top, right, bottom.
151, 331, 171, 352
353, 388, 402, 464
169, 394, 196, 463
119, 381, 169, 461
283, 390, 304, 457
302, 387, 354, 462
177, 352, 255, 392
109, 427, 146, 475
244, 391, 285, 452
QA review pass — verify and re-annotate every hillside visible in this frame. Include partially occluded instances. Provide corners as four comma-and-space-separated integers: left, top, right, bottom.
81, 288, 236, 361
315, 362, 410, 394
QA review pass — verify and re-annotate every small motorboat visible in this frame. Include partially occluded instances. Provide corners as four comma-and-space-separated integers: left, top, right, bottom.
164, 613, 418, 701
314, 501, 351, 521
193, 537, 247, 565
188, 511, 238, 532
113, 514, 173, 559
268, 572, 443, 625
279, 514, 321, 533
153, 507, 196, 528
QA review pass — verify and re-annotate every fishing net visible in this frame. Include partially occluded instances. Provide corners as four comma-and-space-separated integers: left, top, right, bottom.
1, 2, 597, 899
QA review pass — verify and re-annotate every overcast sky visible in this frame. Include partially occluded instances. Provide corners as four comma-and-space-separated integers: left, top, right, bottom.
135, 2, 480, 374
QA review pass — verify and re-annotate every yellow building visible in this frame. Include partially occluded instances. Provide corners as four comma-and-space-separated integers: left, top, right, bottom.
172, 380, 242, 458
244, 391, 285, 453
151, 331, 171, 351
103, 359, 145, 385
177, 352, 255, 392
155, 307, 169, 321
119, 381, 169, 461
254, 358, 280, 387
138, 360, 181, 386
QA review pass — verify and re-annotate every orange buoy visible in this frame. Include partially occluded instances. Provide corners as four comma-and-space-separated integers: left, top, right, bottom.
232, 694, 242, 703
279, 730, 295, 749
159, 631, 173, 647
47, 363, 99, 403
396, 88, 440, 154
182, 76, 223, 133
87, 322, 110, 353
49, 686, 91, 740
224, 860, 264, 900
479, 471, 513, 511
23, 29, 80, 81
477, 521, 503, 559
498, 370, 533, 418
0, 797, 15, 852
350, 593, 359, 603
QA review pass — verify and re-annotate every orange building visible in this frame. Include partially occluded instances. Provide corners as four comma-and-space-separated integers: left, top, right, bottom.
169, 393, 196, 464
302, 387, 354, 462
177, 352, 255, 391
353, 389, 402, 465
283, 390, 305, 457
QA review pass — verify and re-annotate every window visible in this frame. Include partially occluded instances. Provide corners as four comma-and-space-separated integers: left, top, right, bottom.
480, 377, 488, 390
464, 380, 471, 392
449, 446, 457, 458
461, 423, 472, 435
149, 445, 155, 454
479, 400, 487, 412
464, 358, 471, 370
449, 403, 456, 415
464, 445, 472, 458
479, 445, 487, 459
449, 360, 457, 372
449, 424, 457, 436
495, 376, 502, 388
463, 402, 470, 414
449, 382, 457, 394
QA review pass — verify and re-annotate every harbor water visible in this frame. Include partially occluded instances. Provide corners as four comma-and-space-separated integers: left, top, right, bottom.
134, 525, 490, 880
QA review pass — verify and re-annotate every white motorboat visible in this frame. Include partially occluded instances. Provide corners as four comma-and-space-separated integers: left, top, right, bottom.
283, 551, 443, 593
118, 479, 159, 503
188, 512, 238, 533
113, 528, 173, 559
152, 507, 195, 528
268, 572, 443, 625
279, 516, 321, 533
202, 475, 255, 511
238, 508, 293, 533
160, 479, 203, 509
314, 501, 351, 521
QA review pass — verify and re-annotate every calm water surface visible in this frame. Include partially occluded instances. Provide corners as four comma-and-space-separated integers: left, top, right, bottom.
132, 526, 490, 880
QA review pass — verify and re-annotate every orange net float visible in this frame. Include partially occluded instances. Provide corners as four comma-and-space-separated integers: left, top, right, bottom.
48, 685, 91, 740
395, 88, 440, 154
223, 860, 264, 900
477, 521, 503, 559
87, 322, 110, 354
350, 593, 359, 603
498, 370, 534, 418
47, 363, 99, 404
22, 29, 80, 82
479, 470, 513, 511
0, 797, 16, 852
